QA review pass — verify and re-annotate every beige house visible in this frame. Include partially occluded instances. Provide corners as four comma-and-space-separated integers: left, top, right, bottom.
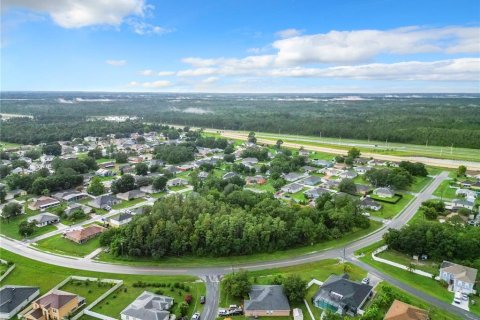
24, 290, 84, 320
384, 300, 429, 320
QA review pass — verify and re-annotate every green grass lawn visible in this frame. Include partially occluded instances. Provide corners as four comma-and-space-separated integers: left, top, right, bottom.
0, 141, 22, 150
169, 185, 190, 192
96, 221, 381, 267
112, 198, 146, 209
370, 194, 402, 203
0, 249, 204, 320
309, 152, 335, 161
248, 182, 275, 193
35, 234, 101, 257
357, 242, 456, 307
96, 158, 114, 164
368, 193, 414, 219
291, 188, 308, 201
151, 191, 167, 198
408, 176, 434, 193
376, 249, 439, 274
60, 279, 113, 306
1, 210, 58, 240
432, 180, 457, 200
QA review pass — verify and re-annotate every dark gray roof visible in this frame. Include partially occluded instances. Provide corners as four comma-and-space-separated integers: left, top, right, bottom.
300, 176, 322, 186
27, 213, 59, 224
91, 195, 117, 207
313, 274, 372, 311
110, 212, 132, 222
244, 285, 290, 311
0, 286, 39, 313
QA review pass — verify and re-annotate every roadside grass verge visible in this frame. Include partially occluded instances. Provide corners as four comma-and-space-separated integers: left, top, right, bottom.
35, 234, 101, 257
368, 194, 414, 219
112, 198, 145, 209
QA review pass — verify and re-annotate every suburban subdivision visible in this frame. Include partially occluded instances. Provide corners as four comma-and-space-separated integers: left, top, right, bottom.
1, 123, 479, 320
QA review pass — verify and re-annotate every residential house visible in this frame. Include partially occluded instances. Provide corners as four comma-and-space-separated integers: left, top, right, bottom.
99, 161, 115, 169
245, 176, 267, 185
312, 160, 332, 168
355, 184, 371, 196
120, 291, 173, 320
281, 183, 303, 194
466, 170, 480, 179
334, 163, 348, 170
456, 189, 476, 201
368, 159, 387, 167
0, 286, 39, 320
383, 300, 429, 320
5, 189, 27, 200
25, 290, 84, 320
244, 285, 291, 317
301, 166, 317, 173
373, 187, 395, 198
304, 187, 331, 199
282, 172, 306, 182
95, 169, 114, 177
167, 178, 188, 187
439, 261, 477, 294
242, 157, 259, 166
140, 185, 158, 194
52, 191, 88, 203
360, 198, 382, 211
322, 179, 340, 190
452, 199, 474, 211
27, 213, 60, 227
299, 176, 322, 186
340, 171, 358, 179
89, 194, 120, 209
109, 213, 133, 228
116, 190, 146, 201
176, 164, 195, 172
65, 225, 105, 244
198, 171, 209, 180
312, 274, 373, 316
29, 197, 60, 211
64, 204, 92, 217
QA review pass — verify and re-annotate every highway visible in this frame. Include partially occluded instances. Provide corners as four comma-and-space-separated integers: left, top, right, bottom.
1, 171, 478, 319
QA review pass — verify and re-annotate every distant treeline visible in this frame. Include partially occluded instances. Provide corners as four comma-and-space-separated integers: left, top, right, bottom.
1, 95, 479, 148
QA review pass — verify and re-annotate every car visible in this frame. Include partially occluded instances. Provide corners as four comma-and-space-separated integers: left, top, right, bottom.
229, 305, 238, 310
191, 312, 200, 320
361, 277, 370, 285
218, 309, 228, 316
200, 296, 206, 304
454, 298, 461, 304
105, 205, 111, 211
462, 293, 469, 301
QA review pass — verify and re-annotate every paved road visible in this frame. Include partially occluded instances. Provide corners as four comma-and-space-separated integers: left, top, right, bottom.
2, 171, 478, 319
220, 131, 480, 170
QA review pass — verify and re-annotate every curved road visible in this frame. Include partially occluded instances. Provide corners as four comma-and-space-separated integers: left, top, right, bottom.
1, 171, 478, 319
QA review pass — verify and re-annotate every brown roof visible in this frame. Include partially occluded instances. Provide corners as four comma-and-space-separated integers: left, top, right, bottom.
34, 196, 59, 207
384, 300, 428, 320
65, 225, 104, 242
36, 290, 77, 309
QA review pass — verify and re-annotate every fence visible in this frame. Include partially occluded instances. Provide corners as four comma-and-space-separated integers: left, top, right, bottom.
371, 245, 434, 278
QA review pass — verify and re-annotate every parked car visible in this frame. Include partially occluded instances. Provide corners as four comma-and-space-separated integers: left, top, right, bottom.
191, 312, 200, 320
105, 205, 111, 211
454, 292, 462, 304
218, 309, 228, 316
200, 296, 206, 304
229, 305, 238, 310
462, 293, 469, 301
361, 277, 370, 285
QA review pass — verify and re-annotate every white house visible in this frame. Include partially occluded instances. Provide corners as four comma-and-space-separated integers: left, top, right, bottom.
439, 261, 477, 294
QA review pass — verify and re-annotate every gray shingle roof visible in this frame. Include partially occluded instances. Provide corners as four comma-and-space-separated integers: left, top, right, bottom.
244, 285, 290, 312
121, 291, 173, 320
0, 286, 39, 313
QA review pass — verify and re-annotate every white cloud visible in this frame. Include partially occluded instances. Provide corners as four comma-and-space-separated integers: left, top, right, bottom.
129, 80, 172, 88
157, 71, 175, 76
275, 28, 303, 39
127, 19, 173, 35
139, 69, 155, 76
106, 59, 127, 66
272, 26, 480, 65
202, 77, 219, 84
3, 0, 146, 28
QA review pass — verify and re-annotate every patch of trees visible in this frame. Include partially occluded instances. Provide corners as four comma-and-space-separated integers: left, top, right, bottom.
111, 174, 135, 194
154, 144, 196, 164
195, 136, 228, 149
338, 178, 357, 195
241, 147, 269, 161
364, 168, 413, 190
87, 177, 106, 196
100, 186, 369, 258
1, 202, 22, 220
52, 157, 97, 174
419, 200, 446, 220
42, 142, 62, 156
384, 222, 480, 272
269, 153, 306, 178
399, 161, 428, 177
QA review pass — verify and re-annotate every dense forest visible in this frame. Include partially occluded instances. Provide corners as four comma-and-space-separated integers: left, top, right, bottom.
1, 92, 479, 148
100, 183, 370, 258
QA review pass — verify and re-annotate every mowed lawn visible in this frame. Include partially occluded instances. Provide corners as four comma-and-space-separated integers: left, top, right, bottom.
35, 234, 101, 257
111, 198, 145, 209
1, 209, 58, 240
60, 279, 113, 306
432, 180, 457, 199
0, 250, 204, 320
368, 193, 414, 219
407, 176, 434, 193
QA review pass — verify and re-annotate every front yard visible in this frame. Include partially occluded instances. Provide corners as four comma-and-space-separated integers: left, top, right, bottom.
433, 180, 457, 200
1, 207, 58, 240
368, 193, 414, 219
112, 198, 146, 209
35, 234, 101, 257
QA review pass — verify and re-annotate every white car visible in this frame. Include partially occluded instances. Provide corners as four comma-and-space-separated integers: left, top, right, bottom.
191, 312, 200, 320
361, 277, 370, 285
218, 309, 228, 316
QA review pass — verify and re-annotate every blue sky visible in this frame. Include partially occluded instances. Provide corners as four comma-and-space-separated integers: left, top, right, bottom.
1, 0, 479, 92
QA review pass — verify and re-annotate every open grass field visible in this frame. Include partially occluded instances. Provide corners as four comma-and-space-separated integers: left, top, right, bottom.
376, 249, 440, 274
408, 176, 434, 193
35, 234, 101, 257
0, 250, 204, 320
169, 185, 190, 192
60, 279, 113, 306
0, 140, 22, 151
96, 220, 382, 267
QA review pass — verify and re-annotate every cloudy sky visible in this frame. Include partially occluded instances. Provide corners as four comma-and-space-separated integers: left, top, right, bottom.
1, 0, 479, 92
